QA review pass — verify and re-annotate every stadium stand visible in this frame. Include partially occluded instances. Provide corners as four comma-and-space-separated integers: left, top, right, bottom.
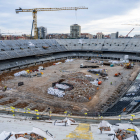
3, 38, 139, 56
104, 73, 140, 116
1, 39, 140, 116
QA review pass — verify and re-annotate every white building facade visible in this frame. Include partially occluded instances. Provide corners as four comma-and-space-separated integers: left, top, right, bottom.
37, 26, 47, 39
70, 24, 81, 38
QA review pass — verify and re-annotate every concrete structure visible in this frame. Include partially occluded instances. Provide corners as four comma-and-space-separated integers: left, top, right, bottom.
1, 39, 140, 62
1, 114, 140, 140
70, 24, 81, 38
111, 32, 119, 39
81, 33, 93, 39
1, 38, 140, 72
37, 26, 47, 39
96, 32, 104, 39
0, 115, 106, 140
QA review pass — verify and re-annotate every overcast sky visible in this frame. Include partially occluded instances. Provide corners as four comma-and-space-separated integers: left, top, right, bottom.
0, 0, 140, 36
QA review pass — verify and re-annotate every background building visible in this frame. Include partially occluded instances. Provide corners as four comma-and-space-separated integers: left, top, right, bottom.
70, 24, 81, 38
104, 34, 110, 39
37, 26, 47, 39
81, 33, 93, 39
134, 35, 140, 38
111, 32, 119, 39
96, 32, 104, 39
46, 33, 70, 39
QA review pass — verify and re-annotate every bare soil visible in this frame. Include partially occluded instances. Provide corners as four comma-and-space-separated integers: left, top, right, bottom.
31, 106, 46, 112
0, 95, 5, 99
0, 59, 137, 113
13, 102, 29, 108
0, 99, 17, 105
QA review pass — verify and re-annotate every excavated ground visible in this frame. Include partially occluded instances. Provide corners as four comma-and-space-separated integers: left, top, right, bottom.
0, 59, 137, 114
0, 95, 5, 99
0, 99, 17, 105
13, 102, 29, 108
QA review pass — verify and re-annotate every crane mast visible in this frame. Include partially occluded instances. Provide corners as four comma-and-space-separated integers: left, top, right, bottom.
15, 7, 88, 39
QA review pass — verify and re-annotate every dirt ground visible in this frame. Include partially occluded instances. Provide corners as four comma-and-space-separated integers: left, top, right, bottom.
0, 58, 137, 113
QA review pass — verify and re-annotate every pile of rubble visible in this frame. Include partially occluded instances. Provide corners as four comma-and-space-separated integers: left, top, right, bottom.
62, 72, 96, 102
0, 127, 53, 140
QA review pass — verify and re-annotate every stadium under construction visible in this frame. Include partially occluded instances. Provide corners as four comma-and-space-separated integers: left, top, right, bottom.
1, 39, 140, 139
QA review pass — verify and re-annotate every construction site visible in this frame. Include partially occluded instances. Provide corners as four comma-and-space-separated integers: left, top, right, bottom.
2, 2, 140, 139
0, 56, 138, 115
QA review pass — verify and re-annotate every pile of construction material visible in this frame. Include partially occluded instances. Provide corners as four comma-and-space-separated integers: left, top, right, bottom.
90, 80, 99, 86
14, 71, 27, 77
48, 81, 74, 98
97, 121, 140, 140
0, 127, 53, 140
80, 63, 99, 68
85, 75, 92, 77
53, 117, 76, 126
89, 59, 99, 63
88, 69, 108, 76
53, 62, 62, 65
55, 83, 69, 89
38, 66, 44, 70
47, 87, 65, 97
65, 59, 74, 62
52, 81, 74, 91
108, 55, 129, 65
14, 66, 44, 77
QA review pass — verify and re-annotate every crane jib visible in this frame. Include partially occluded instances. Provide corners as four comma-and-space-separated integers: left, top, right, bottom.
15, 9, 23, 12
15, 7, 88, 39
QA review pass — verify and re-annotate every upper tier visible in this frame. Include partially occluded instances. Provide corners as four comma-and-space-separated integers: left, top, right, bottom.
0, 38, 139, 60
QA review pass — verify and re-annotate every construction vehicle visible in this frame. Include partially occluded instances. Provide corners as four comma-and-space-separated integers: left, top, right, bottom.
15, 7, 88, 39
124, 63, 131, 69
98, 81, 102, 85
114, 73, 121, 77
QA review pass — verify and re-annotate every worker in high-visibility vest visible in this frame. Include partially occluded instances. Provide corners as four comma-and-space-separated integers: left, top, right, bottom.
4, 86, 7, 91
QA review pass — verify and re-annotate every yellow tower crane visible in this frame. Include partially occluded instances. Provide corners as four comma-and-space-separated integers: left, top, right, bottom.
15, 7, 88, 39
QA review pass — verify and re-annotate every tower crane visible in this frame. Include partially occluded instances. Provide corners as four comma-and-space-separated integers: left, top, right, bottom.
122, 24, 140, 26
122, 24, 140, 37
15, 7, 88, 39
125, 28, 134, 37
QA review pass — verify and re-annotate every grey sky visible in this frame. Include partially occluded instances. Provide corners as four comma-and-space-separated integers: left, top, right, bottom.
0, 0, 140, 36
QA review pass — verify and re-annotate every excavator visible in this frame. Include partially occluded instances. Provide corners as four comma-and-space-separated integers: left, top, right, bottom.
124, 63, 131, 69
114, 73, 121, 77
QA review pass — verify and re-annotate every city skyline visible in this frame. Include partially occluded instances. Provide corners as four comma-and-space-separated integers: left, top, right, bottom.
0, 0, 140, 36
